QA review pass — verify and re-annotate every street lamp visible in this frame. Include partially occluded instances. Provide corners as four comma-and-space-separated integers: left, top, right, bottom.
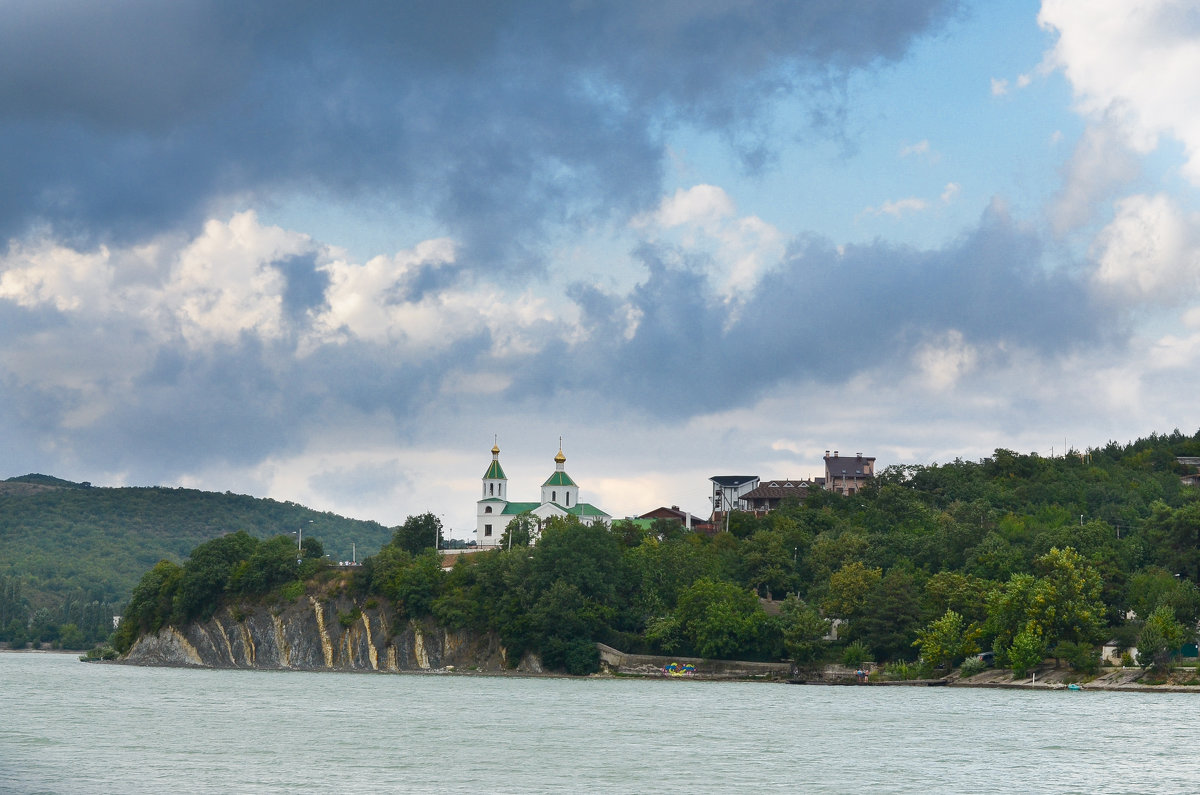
293, 520, 314, 566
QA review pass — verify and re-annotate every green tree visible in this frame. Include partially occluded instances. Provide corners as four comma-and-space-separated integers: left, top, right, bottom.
1032, 546, 1106, 651
822, 561, 881, 619
1137, 604, 1191, 673
227, 535, 300, 595
391, 513, 442, 555
174, 531, 258, 622
675, 578, 771, 660
499, 513, 536, 549
778, 596, 829, 667
1008, 625, 1047, 678
853, 568, 924, 662
913, 610, 980, 669
985, 547, 1105, 667
1127, 569, 1200, 626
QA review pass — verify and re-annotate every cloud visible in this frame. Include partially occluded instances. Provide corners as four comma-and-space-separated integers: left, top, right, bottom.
940, 183, 961, 203
1040, 0, 1200, 182
1092, 193, 1200, 304
991, 77, 1009, 96
0, 0, 962, 269
634, 185, 785, 301
863, 197, 930, 217
554, 202, 1105, 417
1048, 117, 1141, 234
913, 329, 977, 391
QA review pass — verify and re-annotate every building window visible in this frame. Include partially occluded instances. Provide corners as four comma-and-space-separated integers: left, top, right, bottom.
489, 483, 494, 495
485, 506, 492, 513
566, 493, 570, 506
552, 490, 557, 502
484, 524, 492, 536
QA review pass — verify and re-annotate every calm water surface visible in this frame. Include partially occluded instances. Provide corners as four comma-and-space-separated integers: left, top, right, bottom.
2, 652, 1198, 793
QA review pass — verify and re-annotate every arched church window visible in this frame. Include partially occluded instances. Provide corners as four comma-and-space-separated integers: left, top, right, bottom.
552, 490, 557, 502
489, 483, 494, 495
485, 506, 492, 513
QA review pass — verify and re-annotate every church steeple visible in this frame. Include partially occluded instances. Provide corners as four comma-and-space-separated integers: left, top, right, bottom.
541, 441, 578, 508
482, 440, 507, 499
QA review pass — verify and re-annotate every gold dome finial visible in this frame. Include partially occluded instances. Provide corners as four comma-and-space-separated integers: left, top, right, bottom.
492, 435, 500, 456
554, 435, 565, 464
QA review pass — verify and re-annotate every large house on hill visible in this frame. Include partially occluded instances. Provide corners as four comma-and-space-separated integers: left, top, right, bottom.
476, 444, 610, 547
822, 451, 875, 495
706, 449, 877, 524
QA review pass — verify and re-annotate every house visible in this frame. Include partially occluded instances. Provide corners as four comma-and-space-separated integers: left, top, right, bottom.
638, 505, 705, 530
476, 443, 611, 547
708, 475, 760, 531
1101, 639, 1137, 666
823, 451, 875, 495
739, 479, 811, 514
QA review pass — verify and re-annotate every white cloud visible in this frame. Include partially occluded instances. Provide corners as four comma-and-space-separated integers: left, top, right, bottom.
940, 183, 960, 203
1092, 193, 1200, 303
639, 184, 736, 229
863, 197, 929, 217
1041, 0, 1200, 183
634, 184, 784, 301
166, 211, 309, 347
0, 241, 117, 313
913, 330, 977, 391
991, 77, 1009, 96
1049, 117, 1141, 234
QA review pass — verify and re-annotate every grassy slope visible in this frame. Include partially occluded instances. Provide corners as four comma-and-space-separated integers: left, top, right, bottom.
0, 475, 393, 608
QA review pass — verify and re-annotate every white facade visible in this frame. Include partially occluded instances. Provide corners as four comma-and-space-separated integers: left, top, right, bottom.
474, 443, 609, 547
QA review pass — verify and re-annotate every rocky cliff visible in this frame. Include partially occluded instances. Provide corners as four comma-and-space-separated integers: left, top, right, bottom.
123, 592, 530, 673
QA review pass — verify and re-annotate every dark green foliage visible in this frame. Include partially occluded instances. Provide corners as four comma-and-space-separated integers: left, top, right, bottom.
674, 577, 773, 660
391, 513, 442, 555
175, 532, 259, 622
500, 513, 536, 549
852, 568, 924, 662
778, 596, 829, 667
108, 428, 1200, 674
1137, 604, 1192, 672
0, 476, 391, 646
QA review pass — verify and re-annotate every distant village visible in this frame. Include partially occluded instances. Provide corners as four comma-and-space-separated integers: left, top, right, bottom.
466, 442, 876, 549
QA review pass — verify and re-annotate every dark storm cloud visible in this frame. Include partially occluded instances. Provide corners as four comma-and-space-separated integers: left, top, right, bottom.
551, 205, 1108, 415
53, 326, 494, 481
0, 0, 959, 264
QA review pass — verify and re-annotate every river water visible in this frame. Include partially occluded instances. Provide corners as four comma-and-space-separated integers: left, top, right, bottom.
1, 652, 1197, 793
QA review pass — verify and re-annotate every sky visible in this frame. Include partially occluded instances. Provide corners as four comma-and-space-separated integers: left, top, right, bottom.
3, 0, 1200, 538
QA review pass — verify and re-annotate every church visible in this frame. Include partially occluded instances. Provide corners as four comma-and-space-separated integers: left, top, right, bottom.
476, 443, 611, 547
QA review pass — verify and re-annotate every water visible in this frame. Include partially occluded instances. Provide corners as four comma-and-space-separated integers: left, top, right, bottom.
2, 652, 1198, 793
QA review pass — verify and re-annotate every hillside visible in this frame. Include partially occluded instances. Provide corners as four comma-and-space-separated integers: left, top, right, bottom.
0, 475, 393, 647
109, 428, 1200, 677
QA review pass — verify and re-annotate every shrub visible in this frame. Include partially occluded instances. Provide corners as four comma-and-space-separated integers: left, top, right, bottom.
338, 608, 362, 628
841, 640, 870, 668
1058, 640, 1100, 674
278, 581, 304, 602
959, 656, 987, 678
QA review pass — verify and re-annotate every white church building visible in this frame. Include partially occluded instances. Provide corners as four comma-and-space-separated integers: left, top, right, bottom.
476, 443, 611, 547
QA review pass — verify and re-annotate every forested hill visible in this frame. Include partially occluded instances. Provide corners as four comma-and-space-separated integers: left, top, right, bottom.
0, 475, 392, 647
116, 428, 1200, 678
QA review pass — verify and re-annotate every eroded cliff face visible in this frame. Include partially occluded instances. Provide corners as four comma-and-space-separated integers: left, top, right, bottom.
123, 593, 518, 673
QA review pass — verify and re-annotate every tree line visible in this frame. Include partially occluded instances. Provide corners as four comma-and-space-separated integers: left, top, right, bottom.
111, 428, 1200, 675
0, 475, 391, 649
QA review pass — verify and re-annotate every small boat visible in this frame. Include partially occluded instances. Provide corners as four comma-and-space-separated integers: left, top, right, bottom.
1066, 683, 1083, 691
